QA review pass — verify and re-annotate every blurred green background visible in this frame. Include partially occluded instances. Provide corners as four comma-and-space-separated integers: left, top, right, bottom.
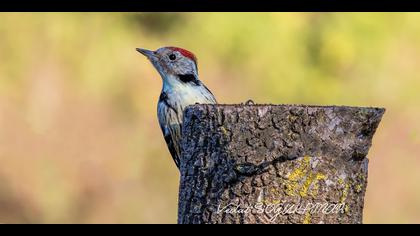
0, 12, 419, 223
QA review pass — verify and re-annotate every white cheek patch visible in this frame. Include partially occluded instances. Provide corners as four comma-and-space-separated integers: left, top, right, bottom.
173, 59, 196, 75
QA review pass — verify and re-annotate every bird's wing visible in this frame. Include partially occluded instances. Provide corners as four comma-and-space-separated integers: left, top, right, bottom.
158, 100, 182, 169
161, 124, 181, 168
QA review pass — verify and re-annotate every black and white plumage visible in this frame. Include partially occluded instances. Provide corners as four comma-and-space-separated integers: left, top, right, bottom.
137, 46, 217, 169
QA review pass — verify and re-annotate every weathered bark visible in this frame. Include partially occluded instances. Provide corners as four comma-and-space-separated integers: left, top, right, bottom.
178, 104, 384, 224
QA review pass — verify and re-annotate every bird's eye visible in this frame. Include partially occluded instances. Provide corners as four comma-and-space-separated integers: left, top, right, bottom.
169, 54, 176, 60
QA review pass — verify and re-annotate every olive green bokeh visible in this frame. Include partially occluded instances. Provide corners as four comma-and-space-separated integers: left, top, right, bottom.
0, 13, 419, 223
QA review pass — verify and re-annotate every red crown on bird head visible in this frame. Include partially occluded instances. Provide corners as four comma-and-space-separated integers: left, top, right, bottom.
167, 47, 197, 64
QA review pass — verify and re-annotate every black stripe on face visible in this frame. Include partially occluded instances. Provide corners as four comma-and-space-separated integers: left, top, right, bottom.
178, 74, 200, 86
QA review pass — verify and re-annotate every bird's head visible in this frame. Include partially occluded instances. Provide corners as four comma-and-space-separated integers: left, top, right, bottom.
137, 46, 198, 81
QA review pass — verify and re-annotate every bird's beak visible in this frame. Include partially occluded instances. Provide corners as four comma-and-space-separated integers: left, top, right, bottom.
136, 48, 157, 59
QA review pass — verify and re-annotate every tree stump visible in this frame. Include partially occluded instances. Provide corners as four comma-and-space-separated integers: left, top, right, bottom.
178, 104, 385, 224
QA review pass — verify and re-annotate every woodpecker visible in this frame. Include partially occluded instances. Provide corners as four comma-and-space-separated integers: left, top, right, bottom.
137, 46, 217, 169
